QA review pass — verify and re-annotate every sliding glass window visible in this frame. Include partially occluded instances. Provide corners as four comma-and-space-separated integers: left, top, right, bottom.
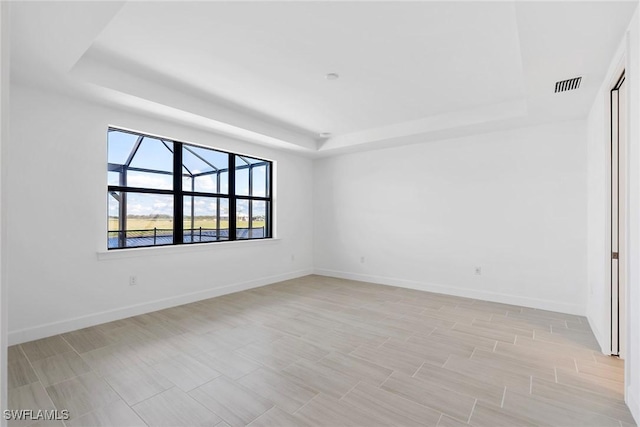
107, 128, 272, 249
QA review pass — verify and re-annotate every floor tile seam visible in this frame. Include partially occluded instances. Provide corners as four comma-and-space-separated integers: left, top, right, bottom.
342, 382, 447, 426
236, 367, 323, 406
14, 340, 62, 414
506, 384, 629, 421
526, 389, 632, 426
552, 375, 625, 400
237, 401, 276, 427
19, 339, 62, 365
467, 398, 478, 424
377, 372, 473, 420
411, 362, 425, 378
15, 344, 30, 367
375, 336, 391, 349
134, 386, 222, 426
571, 369, 626, 385
473, 346, 562, 374
150, 354, 222, 386
49, 371, 123, 422
471, 320, 537, 337
33, 347, 96, 387
291, 391, 321, 415
106, 363, 179, 407
529, 383, 634, 419
469, 347, 480, 360
62, 330, 113, 356
244, 405, 280, 427
338, 380, 362, 401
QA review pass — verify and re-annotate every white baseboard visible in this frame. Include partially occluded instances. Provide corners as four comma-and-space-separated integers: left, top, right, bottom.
8, 268, 313, 345
586, 307, 610, 355
627, 386, 640, 426
314, 268, 585, 315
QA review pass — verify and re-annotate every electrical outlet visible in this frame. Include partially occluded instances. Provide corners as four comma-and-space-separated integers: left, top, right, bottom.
291, 254, 295, 262
129, 275, 138, 286
360, 256, 365, 264
475, 267, 482, 276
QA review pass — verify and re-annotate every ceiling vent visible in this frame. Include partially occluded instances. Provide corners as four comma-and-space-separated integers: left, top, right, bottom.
554, 77, 582, 93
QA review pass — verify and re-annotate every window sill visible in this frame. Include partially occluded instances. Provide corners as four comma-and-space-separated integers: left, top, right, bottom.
97, 238, 281, 261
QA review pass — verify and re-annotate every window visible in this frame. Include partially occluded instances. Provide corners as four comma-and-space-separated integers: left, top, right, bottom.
107, 128, 272, 249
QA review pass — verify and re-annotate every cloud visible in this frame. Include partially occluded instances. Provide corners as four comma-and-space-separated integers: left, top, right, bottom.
195, 176, 217, 192
127, 203, 148, 216
124, 194, 173, 216
127, 172, 172, 190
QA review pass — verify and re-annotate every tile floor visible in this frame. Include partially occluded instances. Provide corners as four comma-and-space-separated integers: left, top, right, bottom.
7, 275, 636, 426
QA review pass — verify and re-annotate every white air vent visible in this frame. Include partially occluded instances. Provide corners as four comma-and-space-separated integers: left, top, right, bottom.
555, 77, 582, 93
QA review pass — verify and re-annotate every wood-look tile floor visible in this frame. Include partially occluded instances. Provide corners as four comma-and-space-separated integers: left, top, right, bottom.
7, 275, 636, 427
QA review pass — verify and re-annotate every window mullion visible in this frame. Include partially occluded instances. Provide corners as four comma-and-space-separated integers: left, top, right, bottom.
248, 165, 253, 236
174, 141, 184, 244
216, 171, 221, 238
268, 163, 273, 238
119, 165, 127, 248
229, 153, 236, 241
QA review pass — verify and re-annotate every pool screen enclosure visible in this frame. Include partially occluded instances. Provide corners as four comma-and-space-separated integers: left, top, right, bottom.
107, 128, 272, 249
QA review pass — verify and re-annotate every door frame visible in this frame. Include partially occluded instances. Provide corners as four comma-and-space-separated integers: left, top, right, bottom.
610, 70, 627, 357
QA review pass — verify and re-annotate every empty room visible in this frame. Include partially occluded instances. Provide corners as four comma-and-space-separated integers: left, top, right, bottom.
1, 1, 640, 426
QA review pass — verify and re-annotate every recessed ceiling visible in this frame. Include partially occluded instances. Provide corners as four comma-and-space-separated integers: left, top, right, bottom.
89, 1, 526, 135
9, 1, 638, 156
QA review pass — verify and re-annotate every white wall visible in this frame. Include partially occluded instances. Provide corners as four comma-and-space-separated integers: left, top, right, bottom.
623, 6, 640, 423
0, 2, 9, 424
586, 6, 640, 423
585, 45, 622, 353
314, 120, 588, 315
6, 83, 314, 344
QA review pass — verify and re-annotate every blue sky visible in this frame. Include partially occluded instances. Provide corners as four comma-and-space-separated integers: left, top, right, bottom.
108, 130, 267, 218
